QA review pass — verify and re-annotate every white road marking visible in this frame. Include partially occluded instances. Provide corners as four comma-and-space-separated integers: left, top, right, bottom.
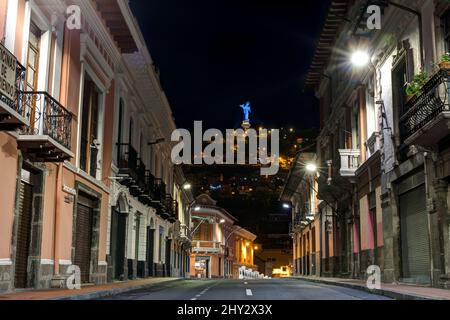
244, 282, 248, 285
191, 298, 197, 300
246, 289, 253, 296
196, 294, 201, 297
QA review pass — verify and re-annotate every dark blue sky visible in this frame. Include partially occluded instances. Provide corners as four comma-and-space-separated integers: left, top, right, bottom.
130, 0, 329, 131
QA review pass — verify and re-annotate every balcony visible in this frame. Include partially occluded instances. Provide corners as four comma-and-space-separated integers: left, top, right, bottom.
400, 68, 450, 146
158, 194, 174, 220
338, 149, 360, 178
168, 199, 178, 223
0, 45, 29, 131
180, 224, 192, 243
192, 241, 221, 253
365, 132, 381, 158
117, 143, 139, 190
150, 179, 167, 213
17, 92, 73, 162
139, 170, 156, 205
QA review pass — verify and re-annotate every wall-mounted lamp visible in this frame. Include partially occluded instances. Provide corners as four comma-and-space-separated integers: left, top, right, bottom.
351, 50, 370, 67
282, 203, 291, 209
183, 182, 192, 190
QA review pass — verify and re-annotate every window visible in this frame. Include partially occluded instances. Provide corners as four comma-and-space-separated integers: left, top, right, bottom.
443, 10, 450, 51
26, 21, 41, 128
392, 53, 410, 160
192, 222, 212, 241
80, 77, 101, 177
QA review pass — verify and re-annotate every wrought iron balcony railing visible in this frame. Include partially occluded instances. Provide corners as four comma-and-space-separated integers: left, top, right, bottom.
145, 170, 156, 200
18, 92, 72, 149
117, 143, 139, 185
400, 68, 450, 145
0, 45, 27, 130
153, 179, 166, 203
136, 159, 147, 190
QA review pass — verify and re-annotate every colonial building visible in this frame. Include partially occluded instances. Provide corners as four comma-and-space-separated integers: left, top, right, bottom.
232, 227, 257, 279
299, 0, 450, 288
189, 194, 257, 279
0, 0, 192, 293
281, 152, 320, 277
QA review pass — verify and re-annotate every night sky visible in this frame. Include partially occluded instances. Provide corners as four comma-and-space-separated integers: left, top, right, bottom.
129, 0, 330, 132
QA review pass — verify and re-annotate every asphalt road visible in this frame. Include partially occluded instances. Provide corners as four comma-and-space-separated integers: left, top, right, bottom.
100, 278, 390, 300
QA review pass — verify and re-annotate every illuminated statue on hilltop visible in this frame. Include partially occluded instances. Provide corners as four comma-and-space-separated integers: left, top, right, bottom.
240, 101, 251, 130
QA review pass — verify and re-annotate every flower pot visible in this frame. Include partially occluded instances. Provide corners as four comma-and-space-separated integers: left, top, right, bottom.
406, 94, 416, 102
439, 61, 450, 70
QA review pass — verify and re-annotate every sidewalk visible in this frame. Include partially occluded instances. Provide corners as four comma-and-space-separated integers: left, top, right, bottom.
0, 277, 180, 300
295, 276, 450, 300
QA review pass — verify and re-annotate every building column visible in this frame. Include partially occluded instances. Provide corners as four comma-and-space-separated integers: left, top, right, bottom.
380, 186, 401, 283
433, 179, 450, 287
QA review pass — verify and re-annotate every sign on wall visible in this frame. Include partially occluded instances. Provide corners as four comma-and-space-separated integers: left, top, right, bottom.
0, 43, 17, 102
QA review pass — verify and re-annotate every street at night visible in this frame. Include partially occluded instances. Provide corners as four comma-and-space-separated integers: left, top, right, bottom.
101, 278, 389, 301
2, 0, 450, 316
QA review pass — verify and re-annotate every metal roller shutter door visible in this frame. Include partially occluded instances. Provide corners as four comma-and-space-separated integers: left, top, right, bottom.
14, 181, 33, 288
74, 201, 93, 283
399, 184, 431, 284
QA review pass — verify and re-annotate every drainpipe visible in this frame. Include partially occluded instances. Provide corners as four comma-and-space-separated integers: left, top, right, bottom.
53, 163, 63, 276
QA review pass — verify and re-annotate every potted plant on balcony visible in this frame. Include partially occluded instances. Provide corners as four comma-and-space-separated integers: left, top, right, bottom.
439, 53, 450, 70
405, 71, 428, 102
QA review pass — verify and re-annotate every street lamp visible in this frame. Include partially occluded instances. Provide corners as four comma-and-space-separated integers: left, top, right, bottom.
283, 203, 291, 209
183, 182, 192, 190
305, 163, 317, 173
219, 218, 226, 224
194, 206, 201, 212
351, 50, 370, 67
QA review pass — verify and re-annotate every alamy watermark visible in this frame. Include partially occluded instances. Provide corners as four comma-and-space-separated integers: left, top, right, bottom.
66, 265, 81, 290
366, 265, 381, 290
367, 5, 381, 30
50, 5, 82, 31
171, 121, 280, 176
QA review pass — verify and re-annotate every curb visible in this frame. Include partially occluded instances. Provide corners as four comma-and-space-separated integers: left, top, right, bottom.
50, 278, 182, 301
294, 277, 447, 300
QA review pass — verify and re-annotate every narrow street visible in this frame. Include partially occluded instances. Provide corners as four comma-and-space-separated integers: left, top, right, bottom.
100, 278, 390, 300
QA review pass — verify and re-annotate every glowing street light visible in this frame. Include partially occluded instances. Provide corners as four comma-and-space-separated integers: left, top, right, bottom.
306, 163, 318, 173
183, 182, 192, 190
283, 203, 291, 209
351, 50, 370, 67
194, 206, 201, 212
219, 218, 226, 224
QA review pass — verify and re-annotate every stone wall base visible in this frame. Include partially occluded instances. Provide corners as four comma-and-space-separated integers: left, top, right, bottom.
0, 264, 12, 292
